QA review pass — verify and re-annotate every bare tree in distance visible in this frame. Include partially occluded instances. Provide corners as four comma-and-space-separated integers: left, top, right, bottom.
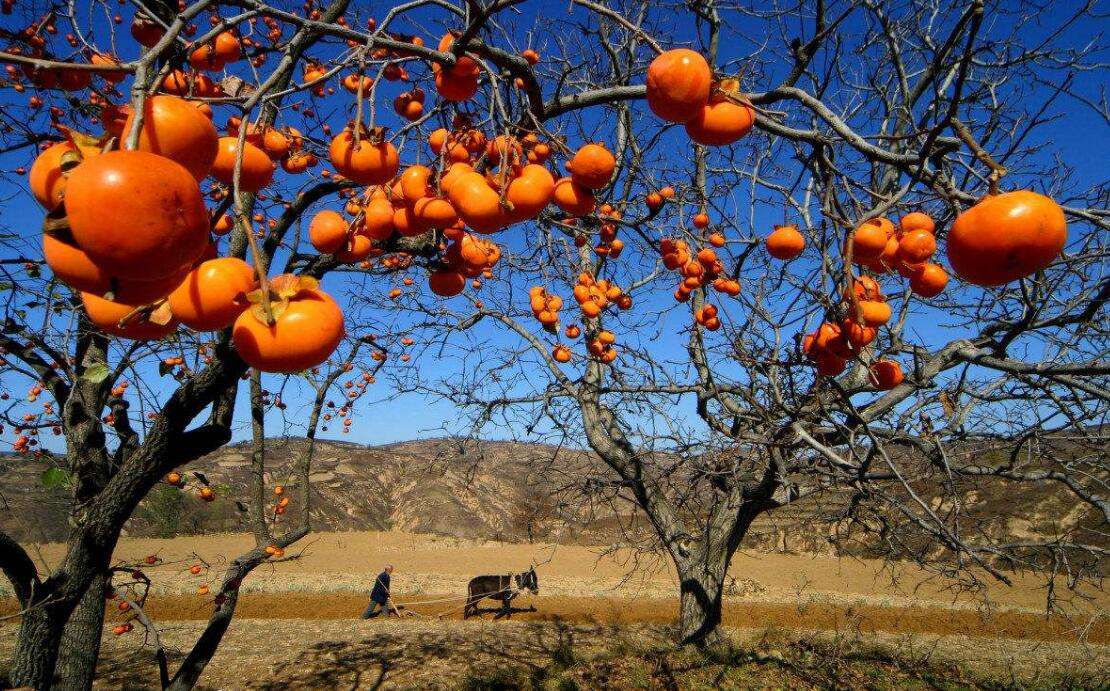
379, 0, 1109, 645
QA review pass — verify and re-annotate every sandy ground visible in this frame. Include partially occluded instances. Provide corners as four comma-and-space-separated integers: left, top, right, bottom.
13, 530, 1101, 615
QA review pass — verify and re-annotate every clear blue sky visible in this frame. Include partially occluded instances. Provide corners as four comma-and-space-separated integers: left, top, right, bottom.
0, 0, 1103, 452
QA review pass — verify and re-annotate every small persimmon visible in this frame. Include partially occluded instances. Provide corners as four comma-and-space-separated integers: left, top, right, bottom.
567, 143, 616, 190
909, 263, 948, 298
168, 257, 257, 331
869, 359, 904, 389
309, 210, 349, 254
765, 225, 805, 260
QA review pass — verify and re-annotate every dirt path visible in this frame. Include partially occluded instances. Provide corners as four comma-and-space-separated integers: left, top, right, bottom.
4, 591, 1102, 644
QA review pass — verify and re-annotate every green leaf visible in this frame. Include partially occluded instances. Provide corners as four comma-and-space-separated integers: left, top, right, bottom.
41, 467, 72, 489
82, 363, 110, 384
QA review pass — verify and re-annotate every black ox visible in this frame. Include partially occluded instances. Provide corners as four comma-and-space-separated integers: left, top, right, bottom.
462, 567, 539, 619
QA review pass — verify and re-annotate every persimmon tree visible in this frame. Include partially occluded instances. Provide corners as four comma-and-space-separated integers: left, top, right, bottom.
368, 0, 1108, 646
0, 0, 1105, 688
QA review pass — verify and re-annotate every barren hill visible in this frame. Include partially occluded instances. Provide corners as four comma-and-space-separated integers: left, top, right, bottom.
1, 436, 1103, 563
0, 438, 625, 545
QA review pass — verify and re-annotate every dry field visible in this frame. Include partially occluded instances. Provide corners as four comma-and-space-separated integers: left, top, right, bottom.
2, 531, 1108, 688
4, 620, 1106, 690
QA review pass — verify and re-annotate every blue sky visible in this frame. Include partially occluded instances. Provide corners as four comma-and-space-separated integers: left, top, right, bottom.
0, 0, 1104, 453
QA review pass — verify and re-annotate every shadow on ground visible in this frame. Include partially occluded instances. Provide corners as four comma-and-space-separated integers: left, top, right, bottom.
245, 621, 1101, 690
5, 619, 1104, 690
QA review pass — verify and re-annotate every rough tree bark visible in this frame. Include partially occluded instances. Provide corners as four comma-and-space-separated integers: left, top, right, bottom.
676, 549, 730, 646
54, 571, 108, 691
8, 343, 243, 688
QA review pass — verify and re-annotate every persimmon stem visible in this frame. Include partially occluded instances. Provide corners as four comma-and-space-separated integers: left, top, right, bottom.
352, 47, 369, 149
951, 117, 1007, 195
232, 119, 275, 325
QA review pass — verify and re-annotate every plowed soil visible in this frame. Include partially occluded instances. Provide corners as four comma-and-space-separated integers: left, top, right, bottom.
3, 591, 1092, 643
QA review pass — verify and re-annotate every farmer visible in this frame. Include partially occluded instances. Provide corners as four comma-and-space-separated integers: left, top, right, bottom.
361, 564, 395, 618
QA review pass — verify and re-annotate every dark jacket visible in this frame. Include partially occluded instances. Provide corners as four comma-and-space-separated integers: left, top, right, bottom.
370, 571, 391, 603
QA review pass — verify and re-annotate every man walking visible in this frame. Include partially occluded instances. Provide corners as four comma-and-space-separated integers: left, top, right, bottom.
361, 564, 394, 618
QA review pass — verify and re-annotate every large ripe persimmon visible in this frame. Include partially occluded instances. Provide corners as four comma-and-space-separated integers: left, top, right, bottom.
840, 319, 877, 350
646, 49, 712, 123
29, 141, 100, 211
81, 292, 177, 340
189, 43, 225, 72
362, 198, 395, 239
213, 31, 242, 64
336, 234, 373, 263
685, 97, 755, 146
857, 300, 892, 327
909, 262, 948, 298
130, 15, 164, 48
552, 177, 595, 217
42, 233, 109, 293
947, 190, 1066, 286
432, 32, 481, 102
232, 278, 344, 373
847, 275, 882, 302
309, 210, 349, 254
399, 164, 432, 203
447, 232, 500, 276
567, 144, 616, 190
262, 129, 290, 160
869, 359, 904, 389
506, 164, 555, 221
329, 131, 399, 185
434, 69, 479, 101
413, 197, 459, 229
123, 95, 219, 181
168, 257, 257, 331
45, 234, 192, 302
448, 171, 507, 233
210, 137, 275, 192
899, 212, 935, 236
429, 129, 471, 162
486, 135, 523, 165
896, 229, 936, 264
64, 150, 209, 280
429, 269, 466, 297
851, 218, 893, 260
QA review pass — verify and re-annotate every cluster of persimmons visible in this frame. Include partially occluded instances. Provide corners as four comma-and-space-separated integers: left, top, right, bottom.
12, 13, 1070, 425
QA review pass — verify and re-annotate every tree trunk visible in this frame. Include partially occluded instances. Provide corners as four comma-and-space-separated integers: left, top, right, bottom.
675, 552, 729, 647
167, 583, 242, 691
54, 571, 108, 691
9, 603, 69, 689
